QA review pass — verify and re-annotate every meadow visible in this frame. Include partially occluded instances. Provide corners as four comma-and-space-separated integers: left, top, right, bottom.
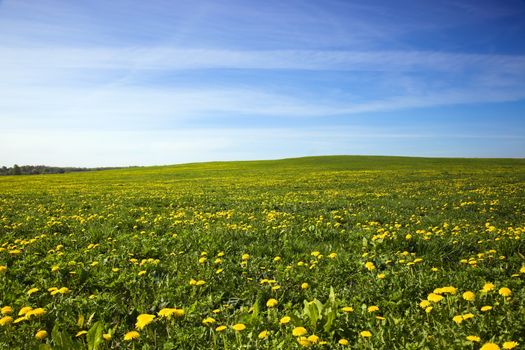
0, 156, 524, 349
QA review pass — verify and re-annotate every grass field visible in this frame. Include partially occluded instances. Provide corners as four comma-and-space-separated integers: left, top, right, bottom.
1, 156, 524, 349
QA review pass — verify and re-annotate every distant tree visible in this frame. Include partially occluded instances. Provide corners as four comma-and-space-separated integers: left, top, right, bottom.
12, 164, 21, 175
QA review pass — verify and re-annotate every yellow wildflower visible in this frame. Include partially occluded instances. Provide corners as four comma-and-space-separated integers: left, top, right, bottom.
0, 316, 13, 326
280, 316, 291, 325
466, 335, 481, 342
35, 330, 48, 340
480, 343, 500, 350
135, 314, 155, 330
367, 305, 379, 313
339, 338, 349, 345
215, 325, 227, 332
503, 341, 519, 349
499, 287, 511, 297
266, 298, 278, 308
1, 306, 13, 315
232, 323, 246, 331
462, 291, 475, 301
258, 330, 269, 339
292, 327, 307, 337
123, 331, 140, 341
360, 330, 372, 337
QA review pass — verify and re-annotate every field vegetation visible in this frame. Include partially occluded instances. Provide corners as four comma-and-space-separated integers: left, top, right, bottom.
0, 156, 524, 349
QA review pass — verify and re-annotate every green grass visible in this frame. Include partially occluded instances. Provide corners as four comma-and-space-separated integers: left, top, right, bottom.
0, 156, 524, 349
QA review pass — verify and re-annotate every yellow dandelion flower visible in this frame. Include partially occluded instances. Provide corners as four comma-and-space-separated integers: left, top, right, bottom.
35, 330, 48, 340
1, 306, 13, 315
480, 343, 500, 350
292, 327, 307, 337
360, 330, 372, 337
27, 288, 39, 296
241, 254, 250, 261
427, 293, 444, 303
196, 280, 206, 286
273, 256, 281, 262
26, 308, 45, 318
258, 330, 269, 339
419, 300, 431, 308
462, 313, 474, 320
266, 298, 278, 308
367, 305, 379, 313
452, 315, 463, 324
297, 337, 312, 347
0, 316, 13, 326
280, 316, 291, 325
481, 283, 495, 293
462, 291, 476, 301
13, 317, 26, 324
339, 338, 349, 345
103, 333, 112, 341
365, 262, 376, 271
232, 323, 246, 331
481, 305, 493, 312
215, 325, 227, 332
123, 331, 140, 341
307, 335, 319, 343
202, 317, 216, 325
425, 306, 433, 313
342, 306, 354, 312
18, 306, 33, 316
498, 287, 511, 297
0, 266, 7, 273
301, 283, 309, 289
135, 314, 155, 330
466, 335, 481, 342
328, 252, 337, 259
502, 341, 519, 349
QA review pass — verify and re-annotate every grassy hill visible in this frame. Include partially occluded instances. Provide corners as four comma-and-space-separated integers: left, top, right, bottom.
0, 156, 524, 349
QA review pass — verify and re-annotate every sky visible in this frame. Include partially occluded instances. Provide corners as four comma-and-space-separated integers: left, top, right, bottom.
1, 0, 525, 167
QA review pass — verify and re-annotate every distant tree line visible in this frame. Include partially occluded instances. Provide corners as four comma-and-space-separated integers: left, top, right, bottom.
0, 164, 128, 176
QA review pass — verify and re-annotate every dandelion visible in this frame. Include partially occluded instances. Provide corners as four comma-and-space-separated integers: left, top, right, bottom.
425, 306, 433, 313
35, 330, 48, 340
135, 314, 155, 330
103, 333, 112, 341
308, 335, 319, 343
498, 287, 511, 297
26, 308, 45, 318
503, 341, 519, 349
292, 327, 308, 337
427, 293, 444, 303
258, 330, 269, 339
360, 330, 372, 337
301, 283, 309, 289
18, 306, 33, 316
202, 317, 216, 325
365, 262, 376, 271
27, 288, 39, 296
328, 252, 337, 259
452, 315, 463, 324
342, 306, 354, 312
0, 265, 7, 273
280, 316, 291, 325
480, 343, 500, 350
232, 323, 246, 331
266, 298, 278, 308
124, 331, 140, 341
377, 273, 385, 279
481, 305, 493, 312
367, 305, 379, 313
419, 300, 431, 309
0, 316, 13, 326
481, 283, 495, 293
296, 337, 311, 347
1, 306, 13, 315
466, 335, 481, 342
339, 338, 349, 345
462, 291, 476, 301
196, 280, 206, 286
215, 325, 227, 332
242, 254, 250, 261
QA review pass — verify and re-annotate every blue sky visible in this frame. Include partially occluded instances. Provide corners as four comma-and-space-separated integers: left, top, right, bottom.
1, 0, 524, 166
